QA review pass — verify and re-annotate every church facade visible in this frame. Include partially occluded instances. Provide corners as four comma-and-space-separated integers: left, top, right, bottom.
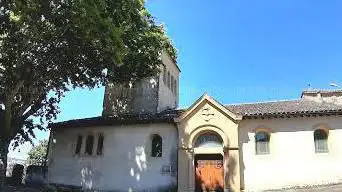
47, 53, 342, 191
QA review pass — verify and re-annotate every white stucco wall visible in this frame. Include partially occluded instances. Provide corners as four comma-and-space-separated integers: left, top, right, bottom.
239, 116, 342, 191
48, 123, 178, 191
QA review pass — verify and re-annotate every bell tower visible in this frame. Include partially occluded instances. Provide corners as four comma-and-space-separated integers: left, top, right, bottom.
102, 52, 180, 116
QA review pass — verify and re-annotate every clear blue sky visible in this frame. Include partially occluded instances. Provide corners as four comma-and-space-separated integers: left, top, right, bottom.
146, 0, 342, 104
9, 0, 342, 158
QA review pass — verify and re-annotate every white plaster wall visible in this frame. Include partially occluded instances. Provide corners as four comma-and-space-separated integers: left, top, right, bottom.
157, 52, 180, 112
239, 116, 342, 191
48, 123, 178, 191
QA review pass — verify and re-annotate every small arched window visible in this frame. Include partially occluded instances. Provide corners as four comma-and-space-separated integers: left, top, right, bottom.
163, 65, 167, 84
151, 134, 162, 157
75, 135, 83, 155
171, 76, 174, 93
96, 134, 104, 156
255, 131, 270, 155
314, 129, 328, 153
85, 135, 94, 155
168, 72, 172, 89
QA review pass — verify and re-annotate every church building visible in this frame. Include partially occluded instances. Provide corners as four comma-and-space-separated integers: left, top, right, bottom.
47, 52, 342, 192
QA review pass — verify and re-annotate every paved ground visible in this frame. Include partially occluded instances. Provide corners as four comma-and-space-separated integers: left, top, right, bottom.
4, 185, 41, 192
4, 184, 76, 192
4, 184, 342, 191
266, 183, 342, 192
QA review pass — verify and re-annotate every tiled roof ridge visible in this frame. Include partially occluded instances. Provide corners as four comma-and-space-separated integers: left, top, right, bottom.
302, 89, 342, 93
225, 98, 301, 106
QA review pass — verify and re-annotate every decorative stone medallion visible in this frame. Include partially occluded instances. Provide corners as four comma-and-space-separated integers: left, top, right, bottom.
201, 106, 215, 122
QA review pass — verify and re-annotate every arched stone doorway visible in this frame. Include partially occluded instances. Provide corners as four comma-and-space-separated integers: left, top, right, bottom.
193, 132, 225, 192
176, 94, 241, 192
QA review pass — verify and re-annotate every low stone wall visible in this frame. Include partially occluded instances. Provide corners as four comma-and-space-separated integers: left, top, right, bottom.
7, 158, 47, 186
7, 157, 27, 177
25, 165, 47, 186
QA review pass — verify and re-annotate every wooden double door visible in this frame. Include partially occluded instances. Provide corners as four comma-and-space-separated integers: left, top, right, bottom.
195, 154, 224, 192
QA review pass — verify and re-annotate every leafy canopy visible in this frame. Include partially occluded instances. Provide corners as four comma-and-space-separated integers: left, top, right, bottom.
0, 0, 177, 148
27, 139, 48, 165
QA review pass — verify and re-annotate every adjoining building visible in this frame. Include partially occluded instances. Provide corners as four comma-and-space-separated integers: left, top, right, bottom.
48, 53, 342, 191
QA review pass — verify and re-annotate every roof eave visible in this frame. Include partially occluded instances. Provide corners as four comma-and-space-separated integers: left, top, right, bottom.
242, 110, 342, 119
48, 114, 178, 129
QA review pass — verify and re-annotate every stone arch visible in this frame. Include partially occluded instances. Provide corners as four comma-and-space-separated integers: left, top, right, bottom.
253, 125, 273, 133
312, 123, 330, 153
253, 126, 273, 155
188, 125, 229, 148
194, 132, 223, 148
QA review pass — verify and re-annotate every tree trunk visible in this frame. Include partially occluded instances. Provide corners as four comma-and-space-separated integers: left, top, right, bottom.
0, 97, 12, 189
0, 140, 9, 190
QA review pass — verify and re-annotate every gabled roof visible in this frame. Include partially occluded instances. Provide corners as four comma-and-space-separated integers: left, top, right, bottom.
50, 92, 342, 128
226, 99, 342, 118
175, 94, 242, 122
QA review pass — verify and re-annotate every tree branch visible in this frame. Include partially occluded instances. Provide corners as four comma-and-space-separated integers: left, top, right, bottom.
21, 93, 46, 122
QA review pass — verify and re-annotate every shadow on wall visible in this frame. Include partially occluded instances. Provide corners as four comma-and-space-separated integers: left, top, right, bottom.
103, 83, 134, 115
103, 79, 159, 116
77, 138, 176, 191
225, 151, 237, 189
125, 141, 177, 191
128, 145, 148, 184
224, 137, 239, 190
78, 152, 130, 190
80, 164, 98, 190
238, 126, 249, 190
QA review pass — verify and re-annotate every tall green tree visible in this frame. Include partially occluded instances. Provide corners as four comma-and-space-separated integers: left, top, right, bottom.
27, 139, 48, 165
0, 0, 177, 188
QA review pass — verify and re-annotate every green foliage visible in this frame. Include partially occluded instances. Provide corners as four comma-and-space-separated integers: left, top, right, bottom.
27, 139, 48, 165
0, 1, 176, 187
0, 0, 176, 149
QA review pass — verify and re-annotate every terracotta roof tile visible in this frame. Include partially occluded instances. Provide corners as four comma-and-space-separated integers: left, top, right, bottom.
225, 99, 342, 117
50, 98, 342, 128
50, 109, 183, 128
